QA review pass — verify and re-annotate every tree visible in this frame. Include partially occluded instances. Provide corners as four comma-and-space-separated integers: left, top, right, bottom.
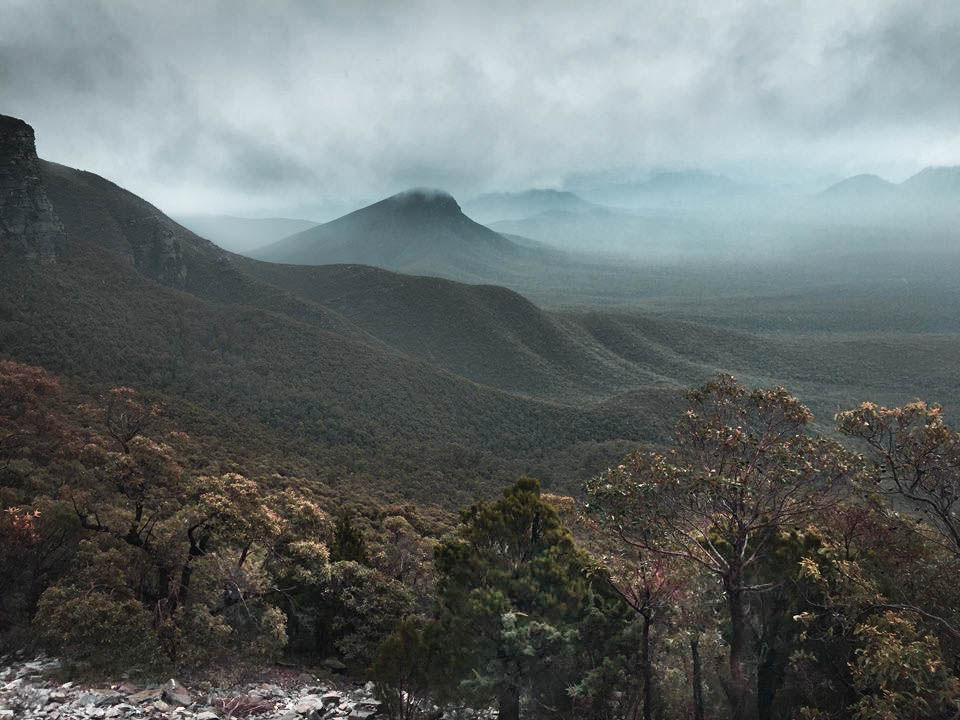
586, 375, 860, 719
370, 514, 436, 596
103, 386, 154, 453
434, 477, 592, 720
32, 385, 327, 668
372, 619, 446, 720
584, 546, 685, 720
785, 501, 960, 718
330, 513, 369, 565
313, 561, 415, 667
837, 400, 960, 557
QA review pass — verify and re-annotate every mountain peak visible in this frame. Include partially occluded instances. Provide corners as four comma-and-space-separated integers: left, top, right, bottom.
385, 187, 461, 213
251, 186, 539, 280
0, 114, 32, 134
0, 114, 64, 263
820, 173, 896, 198
902, 166, 960, 194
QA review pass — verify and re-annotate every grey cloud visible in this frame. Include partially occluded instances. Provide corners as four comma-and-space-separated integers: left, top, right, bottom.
1, 0, 958, 216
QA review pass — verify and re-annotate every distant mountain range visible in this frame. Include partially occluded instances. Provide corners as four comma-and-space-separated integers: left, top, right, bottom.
462, 189, 598, 223
249, 188, 560, 283
820, 166, 960, 203
573, 170, 747, 208
173, 214, 319, 253
562, 166, 960, 214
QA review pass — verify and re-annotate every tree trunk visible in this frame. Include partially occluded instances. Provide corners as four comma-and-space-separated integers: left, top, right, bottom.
756, 644, 778, 720
498, 680, 520, 720
170, 529, 207, 612
756, 597, 786, 720
690, 635, 705, 720
724, 576, 751, 719
641, 614, 653, 720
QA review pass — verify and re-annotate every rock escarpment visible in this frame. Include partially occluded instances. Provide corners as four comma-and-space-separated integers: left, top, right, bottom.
121, 210, 188, 288
0, 115, 65, 263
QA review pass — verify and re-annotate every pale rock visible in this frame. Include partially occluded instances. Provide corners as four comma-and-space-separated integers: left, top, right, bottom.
127, 688, 162, 704
321, 692, 343, 706
163, 679, 193, 707
294, 695, 325, 717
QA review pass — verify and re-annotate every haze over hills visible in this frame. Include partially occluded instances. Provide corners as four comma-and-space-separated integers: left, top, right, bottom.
900, 165, 960, 197
571, 170, 746, 209
462, 189, 598, 223
173, 214, 319, 253
818, 173, 897, 200
250, 187, 561, 283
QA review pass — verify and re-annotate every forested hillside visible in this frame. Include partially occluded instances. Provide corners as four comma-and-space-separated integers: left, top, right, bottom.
4, 362, 959, 720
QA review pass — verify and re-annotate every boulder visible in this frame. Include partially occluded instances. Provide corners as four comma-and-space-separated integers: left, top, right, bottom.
348, 710, 381, 720
153, 699, 171, 713
163, 678, 193, 707
321, 656, 347, 673
127, 687, 163, 704
294, 694, 325, 717
321, 691, 343, 706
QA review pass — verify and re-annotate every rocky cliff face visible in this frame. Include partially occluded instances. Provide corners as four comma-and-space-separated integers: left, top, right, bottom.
123, 211, 189, 288
0, 115, 65, 264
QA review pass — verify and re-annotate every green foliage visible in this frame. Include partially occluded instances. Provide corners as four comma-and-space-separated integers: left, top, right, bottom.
314, 561, 415, 668
5, 355, 960, 720
371, 619, 444, 720
34, 540, 168, 674
330, 514, 369, 565
0, 365, 332, 671
850, 611, 960, 720
434, 477, 610, 719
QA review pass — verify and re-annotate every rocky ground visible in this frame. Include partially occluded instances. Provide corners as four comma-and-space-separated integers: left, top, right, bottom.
0, 654, 468, 720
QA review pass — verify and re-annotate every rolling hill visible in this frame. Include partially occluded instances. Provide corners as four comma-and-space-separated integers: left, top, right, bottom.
249, 188, 560, 283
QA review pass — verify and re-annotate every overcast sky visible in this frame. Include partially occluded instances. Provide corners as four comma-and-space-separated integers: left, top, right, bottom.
1, 0, 958, 217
